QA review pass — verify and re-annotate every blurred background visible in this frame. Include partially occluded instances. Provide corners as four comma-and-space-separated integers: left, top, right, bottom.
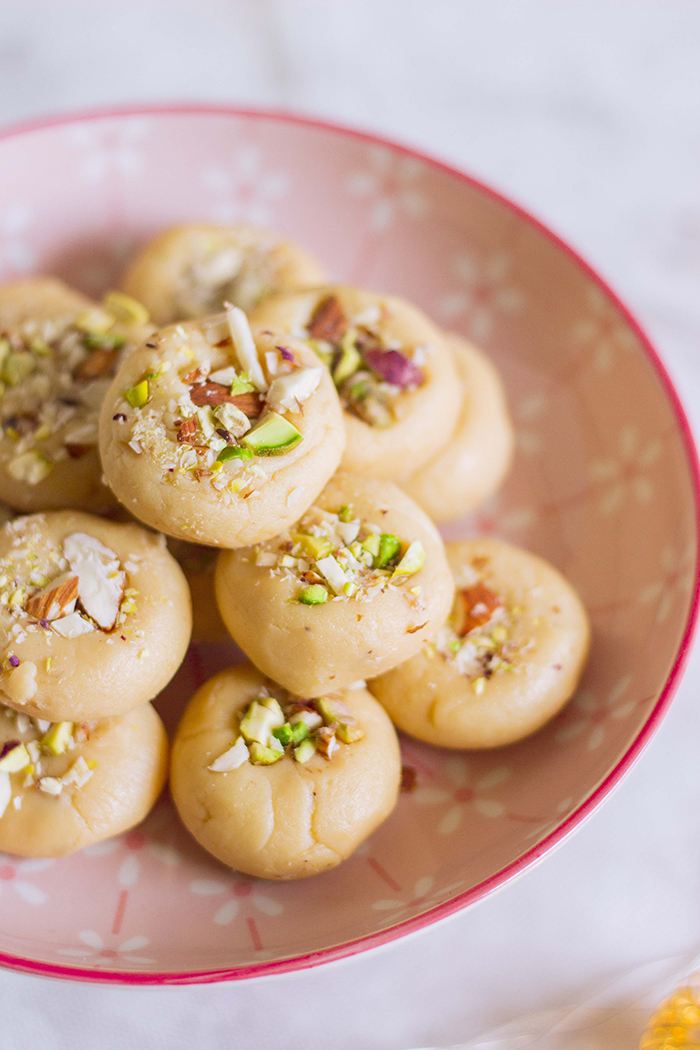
1, 2, 700, 1048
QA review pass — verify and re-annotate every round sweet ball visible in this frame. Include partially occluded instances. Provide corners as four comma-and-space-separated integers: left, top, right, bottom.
121, 223, 328, 324
370, 538, 590, 749
99, 306, 345, 547
248, 285, 462, 480
0, 511, 192, 722
400, 335, 514, 522
215, 472, 455, 696
170, 663, 401, 880
0, 278, 152, 514
0, 701, 167, 857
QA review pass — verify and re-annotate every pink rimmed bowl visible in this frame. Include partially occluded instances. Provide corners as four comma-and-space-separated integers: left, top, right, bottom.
0, 105, 696, 984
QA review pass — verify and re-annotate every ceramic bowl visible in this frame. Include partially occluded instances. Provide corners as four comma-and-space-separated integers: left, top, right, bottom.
0, 106, 696, 984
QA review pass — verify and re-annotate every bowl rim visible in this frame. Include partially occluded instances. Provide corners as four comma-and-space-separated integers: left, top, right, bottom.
0, 102, 697, 986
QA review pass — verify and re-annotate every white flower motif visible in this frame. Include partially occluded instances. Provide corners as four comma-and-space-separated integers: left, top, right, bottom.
0, 854, 53, 904
83, 827, 181, 887
372, 875, 465, 915
190, 876, 283, 927
515, 391, 549, 455
437, 249, 524, 342
589, 426, 662, 515
412, 757, 511, 835
346, 146, 427, 231
202, 145, 288, 226
571, 285, 638, 373
638, 540, 697, 624
65, 118, 150, 186
554, 675, 637, 750
0, 203, 36, 275
57, 930, 154, 966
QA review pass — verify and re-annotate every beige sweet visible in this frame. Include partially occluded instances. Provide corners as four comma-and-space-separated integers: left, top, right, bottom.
121, 223, 327, 323
170, 664, 401, 880
0, 511, 191, 721
99, 308, 345, 547
249, 285, 462, 480
0, 278, 151, 513
400, 335, 514, 521
370, 538, 590, 749
0, 702, 167, 857
215, 473, 454, 696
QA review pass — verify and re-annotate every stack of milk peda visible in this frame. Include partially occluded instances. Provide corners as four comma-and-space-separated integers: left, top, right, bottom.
0, 224, 589, 878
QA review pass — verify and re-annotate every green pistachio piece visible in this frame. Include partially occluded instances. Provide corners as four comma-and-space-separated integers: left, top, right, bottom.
392, 540, 426, 579
217, 445, 254, 463
298, 584, 329, 605
0, 338, 10, 366
75, 307, 115, 333
375, 533, 401, 569
338, 504, 354, 523
306, 338, 333, 368
239, 700, 284, 745
125, 379, 149, 408
2, 351, 35, 387
84, 331, 126, 351
103, 290, 150, 326
229, 372, 256, 395
336, 722, 364, 744
41, 721, 73, 755
0, 741, 30, 772
361, 534, 381, 558
273, 720, 310, 747
293, 738, 317, 764
332, 332, 362, 386
293, 534, 333, 560
259, 696, 285, 722
241, 412, 303, 456
249, 741, 284, 765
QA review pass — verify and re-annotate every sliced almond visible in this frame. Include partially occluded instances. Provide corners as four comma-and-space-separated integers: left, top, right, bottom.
315, 725, 339, 760
266, 367, 323, 412
308, 295, 347, 342
225, 305, 267, 392
26, 573, 79, 621
63, 533, 125, 630
51, 611, 96, 638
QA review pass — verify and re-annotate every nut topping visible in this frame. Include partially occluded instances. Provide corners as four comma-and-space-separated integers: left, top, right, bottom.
25, 573, 79, 621
308, 295, 347, 342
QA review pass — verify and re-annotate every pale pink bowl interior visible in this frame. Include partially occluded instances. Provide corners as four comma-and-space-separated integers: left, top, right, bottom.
0, 108, 696, 984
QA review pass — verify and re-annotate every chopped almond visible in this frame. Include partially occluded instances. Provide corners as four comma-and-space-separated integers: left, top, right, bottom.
177, 417, 197, 443
315, 725, 339, 760
182, 367, 208, 384
308, 295, 347, 342
189, 382, 263, 416
453, 583, 502, 636
26, 573, 79, 621
230, 392, 264, 419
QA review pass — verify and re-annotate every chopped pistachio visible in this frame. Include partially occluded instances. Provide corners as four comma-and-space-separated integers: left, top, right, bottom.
259, 696, 285, 722
249, 741, 284, 765
40, 721, 73, 756
217, 445, 253, 463
336, 722, 364, 744
2, 351, 35, 387
392, 540, 426, 579
298, 584, 328, 605
361, 534, 381, 559
273, 720, 310, 747
338, 504, 354, 523
75, 307, 115, 334
293, 738, 316, 764
8, 451, 53, 485
332, 333, 362, 386
125, 379, 150, 408
0, 742, 30, 773
471, 677, 486, 695
239, 700, 284, 745
103, 291, 150, 326
229, 372, 256, 395
293, 534, 333, 560
241, 412, 303, 456
375, 533, 401, 569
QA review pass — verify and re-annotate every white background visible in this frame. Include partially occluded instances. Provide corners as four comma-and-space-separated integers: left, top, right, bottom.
1, 2, 699, 1047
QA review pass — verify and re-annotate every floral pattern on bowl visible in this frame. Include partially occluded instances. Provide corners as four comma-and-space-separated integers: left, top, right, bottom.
0, 106, 696, 984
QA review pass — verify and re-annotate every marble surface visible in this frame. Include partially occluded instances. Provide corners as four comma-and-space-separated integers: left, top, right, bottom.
1, 2, 700, 1047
